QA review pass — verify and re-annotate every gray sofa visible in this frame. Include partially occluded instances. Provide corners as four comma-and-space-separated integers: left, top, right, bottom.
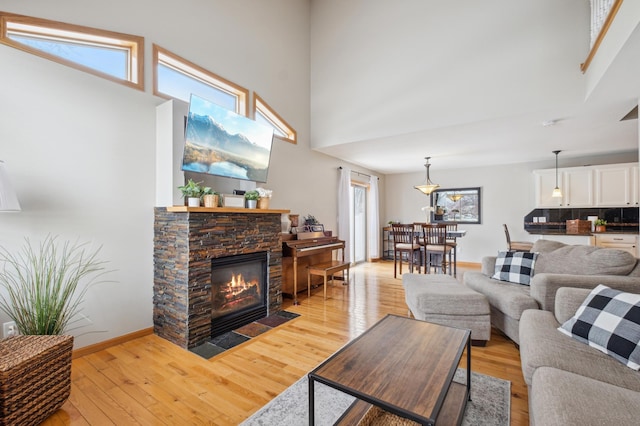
464, 240, 640, 344
520, 287, 640, 425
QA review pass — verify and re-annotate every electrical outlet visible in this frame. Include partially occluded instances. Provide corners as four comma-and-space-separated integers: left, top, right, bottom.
3, 321, 18, 338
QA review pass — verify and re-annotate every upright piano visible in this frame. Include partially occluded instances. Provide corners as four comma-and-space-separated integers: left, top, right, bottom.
282, 235, 345, 304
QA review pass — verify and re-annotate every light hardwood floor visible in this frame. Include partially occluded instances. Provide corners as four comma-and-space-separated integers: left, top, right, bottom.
43, 261, 528, 425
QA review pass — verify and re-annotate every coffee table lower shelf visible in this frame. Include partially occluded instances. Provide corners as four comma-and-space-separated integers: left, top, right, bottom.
335, 381, 468, 425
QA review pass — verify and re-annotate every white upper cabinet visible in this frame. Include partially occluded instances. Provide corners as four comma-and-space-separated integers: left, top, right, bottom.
632, 166, 640, 206
564, 168, 594, 207
595, 165, 632, 207
534, 163, 638, 208
534, 169, 563, 207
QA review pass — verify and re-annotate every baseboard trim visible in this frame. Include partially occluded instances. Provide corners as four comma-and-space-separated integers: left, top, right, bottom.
72, 327, 154, 359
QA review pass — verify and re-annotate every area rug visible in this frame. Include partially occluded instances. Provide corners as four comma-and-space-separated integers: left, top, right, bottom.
240, 368, 510, 425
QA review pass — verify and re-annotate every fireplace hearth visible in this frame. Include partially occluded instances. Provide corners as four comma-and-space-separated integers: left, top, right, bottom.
210, 251, 268, 337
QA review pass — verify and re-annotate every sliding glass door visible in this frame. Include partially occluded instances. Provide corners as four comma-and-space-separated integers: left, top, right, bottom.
350, 184, 367, 264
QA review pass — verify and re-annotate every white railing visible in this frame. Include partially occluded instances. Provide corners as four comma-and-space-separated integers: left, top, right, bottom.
590, 0, 615, 47
581, 0, 624, 72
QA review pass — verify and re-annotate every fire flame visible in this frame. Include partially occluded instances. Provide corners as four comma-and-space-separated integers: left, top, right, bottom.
230, 273, 249, 290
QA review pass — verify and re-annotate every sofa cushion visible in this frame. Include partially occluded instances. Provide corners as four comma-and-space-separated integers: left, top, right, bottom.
531, 367, 640, 426
492, 251, 537, 285
530, 239, 567, 254
464, 272, 539, 320
558, 284, 640, 370
534, 244, 636, 276
519, 309, 640, 390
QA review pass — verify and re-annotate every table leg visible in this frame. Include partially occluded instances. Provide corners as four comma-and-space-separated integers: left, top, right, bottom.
309, 375, 315, 425
467, 335, 472, 401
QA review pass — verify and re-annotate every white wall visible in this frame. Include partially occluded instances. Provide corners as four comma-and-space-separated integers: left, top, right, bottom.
385, 152, 638, 263
0, 0, 383, 349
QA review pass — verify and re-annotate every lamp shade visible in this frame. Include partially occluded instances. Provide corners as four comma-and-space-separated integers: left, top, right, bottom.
414, 157, 440, 195
0, 161, 21, 211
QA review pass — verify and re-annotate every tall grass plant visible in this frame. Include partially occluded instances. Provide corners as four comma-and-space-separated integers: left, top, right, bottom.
0, 235, 110, 335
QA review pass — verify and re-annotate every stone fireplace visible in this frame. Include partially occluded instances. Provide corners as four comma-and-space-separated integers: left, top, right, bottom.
153, 207, 285, 349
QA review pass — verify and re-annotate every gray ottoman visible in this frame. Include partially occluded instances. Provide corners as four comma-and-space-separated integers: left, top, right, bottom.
402, 273, 491, 345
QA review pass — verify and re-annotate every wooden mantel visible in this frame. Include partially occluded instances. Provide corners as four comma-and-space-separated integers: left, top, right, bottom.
166, 206, 290, 214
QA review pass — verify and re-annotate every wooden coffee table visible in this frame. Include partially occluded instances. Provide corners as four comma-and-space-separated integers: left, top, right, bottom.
308, 314, 471, 425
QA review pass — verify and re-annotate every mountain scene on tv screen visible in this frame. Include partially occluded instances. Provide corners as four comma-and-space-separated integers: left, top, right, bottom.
183, 112, 272, 182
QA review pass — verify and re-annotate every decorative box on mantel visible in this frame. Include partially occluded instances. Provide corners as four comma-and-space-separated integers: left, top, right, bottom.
153, 206, 289, 349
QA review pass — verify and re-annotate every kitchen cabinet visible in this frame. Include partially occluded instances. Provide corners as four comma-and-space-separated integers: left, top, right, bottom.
534, 169, 563, 207
534, 168, 593, 207
563, 168, 594, 207
534, 162, 638, 208
595, 165, 632, 206
632, 166, 640, 206
591, 234, 638, 257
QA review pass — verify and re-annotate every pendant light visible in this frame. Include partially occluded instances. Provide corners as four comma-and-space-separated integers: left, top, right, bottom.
414, 156, 440, 195
552, 150, 562, 198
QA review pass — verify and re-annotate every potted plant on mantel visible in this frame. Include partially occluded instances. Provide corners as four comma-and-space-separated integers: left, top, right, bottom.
256, 187, 273, 209
244, 190, 260, 209
178, 179, 203, 207
595, 219, 607, 233
201, 186, 219, 208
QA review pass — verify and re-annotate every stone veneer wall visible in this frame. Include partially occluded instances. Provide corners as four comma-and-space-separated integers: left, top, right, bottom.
153, 208, 283, 349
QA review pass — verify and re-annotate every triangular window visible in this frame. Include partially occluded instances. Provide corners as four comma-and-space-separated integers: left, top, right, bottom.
254, 93, 297, 144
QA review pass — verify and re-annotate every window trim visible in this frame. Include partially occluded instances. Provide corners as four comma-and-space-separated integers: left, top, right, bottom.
253, 92, 297, 144
153, 44, 249, 116
0, 11, 144, 91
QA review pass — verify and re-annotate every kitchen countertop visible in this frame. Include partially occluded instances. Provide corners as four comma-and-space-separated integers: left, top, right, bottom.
527, 230, 638, 235
525, 222, 639, 236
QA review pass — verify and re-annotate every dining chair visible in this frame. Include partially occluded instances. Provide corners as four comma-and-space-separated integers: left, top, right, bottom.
445, 223, 459, 277
503, 224, 534, 252
421, 223, 454, 275
391, 223, 421, 278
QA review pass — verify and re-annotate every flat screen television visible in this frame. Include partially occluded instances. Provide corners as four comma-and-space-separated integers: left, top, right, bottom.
182, 94, 274, 183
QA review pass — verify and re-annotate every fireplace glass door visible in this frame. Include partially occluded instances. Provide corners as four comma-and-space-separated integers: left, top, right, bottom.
210, 251, 268, 336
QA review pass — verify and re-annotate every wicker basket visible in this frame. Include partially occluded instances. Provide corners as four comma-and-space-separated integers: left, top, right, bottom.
566, 219, 591, 235
257, 198, 270, 209
0, 335, 74, 426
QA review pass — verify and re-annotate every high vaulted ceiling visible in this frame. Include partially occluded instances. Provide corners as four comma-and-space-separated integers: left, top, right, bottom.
309, 0, 640, 174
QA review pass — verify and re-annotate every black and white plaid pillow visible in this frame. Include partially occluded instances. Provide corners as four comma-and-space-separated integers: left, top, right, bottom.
558, 284, 640, 370
492, 251, 537, 285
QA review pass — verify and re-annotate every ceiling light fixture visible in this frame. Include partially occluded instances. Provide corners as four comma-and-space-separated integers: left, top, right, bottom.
414, 156, 440, 195
552, 150, 562, 198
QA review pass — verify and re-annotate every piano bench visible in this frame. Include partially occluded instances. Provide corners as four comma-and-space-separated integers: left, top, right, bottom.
307, 261, 350, 300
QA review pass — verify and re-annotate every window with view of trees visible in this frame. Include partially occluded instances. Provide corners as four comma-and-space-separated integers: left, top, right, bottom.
431, 187, 482, 224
